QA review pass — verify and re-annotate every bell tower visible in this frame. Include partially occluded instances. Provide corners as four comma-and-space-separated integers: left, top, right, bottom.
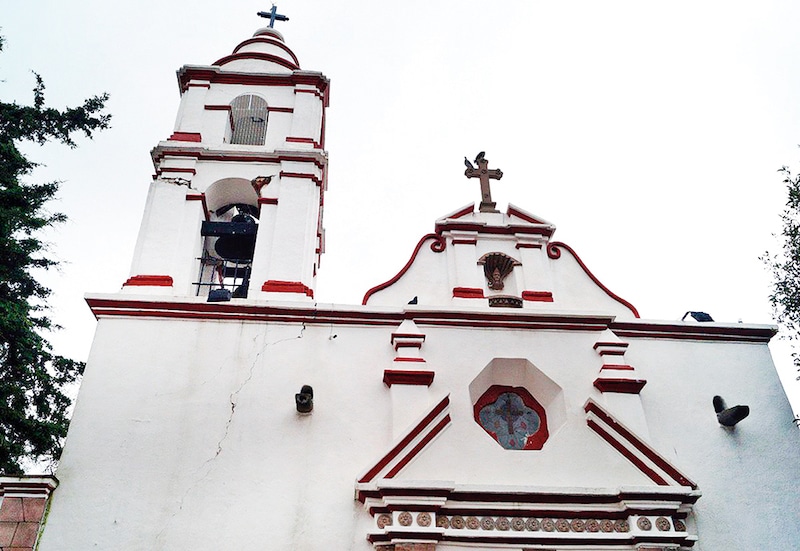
124, 23, 329, 302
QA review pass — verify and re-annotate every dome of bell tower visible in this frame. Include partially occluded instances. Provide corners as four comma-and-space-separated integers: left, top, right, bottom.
212, 26, 300, 72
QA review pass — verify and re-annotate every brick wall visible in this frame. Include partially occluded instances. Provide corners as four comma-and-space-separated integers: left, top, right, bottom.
0, 477, 58, 551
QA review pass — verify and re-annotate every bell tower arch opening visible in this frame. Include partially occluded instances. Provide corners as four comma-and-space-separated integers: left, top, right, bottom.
196, 178, 260, 300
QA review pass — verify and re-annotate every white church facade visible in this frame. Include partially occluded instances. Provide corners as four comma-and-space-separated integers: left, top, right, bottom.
6, 21, 799, 551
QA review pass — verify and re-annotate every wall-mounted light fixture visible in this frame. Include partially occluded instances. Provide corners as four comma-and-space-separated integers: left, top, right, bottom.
296, 385, 313, 414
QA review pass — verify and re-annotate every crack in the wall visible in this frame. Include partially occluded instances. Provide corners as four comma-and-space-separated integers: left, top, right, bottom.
156, 321, 308, 546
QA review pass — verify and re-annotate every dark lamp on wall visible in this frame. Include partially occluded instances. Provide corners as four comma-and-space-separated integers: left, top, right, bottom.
713, 395, 749, 427
296, 385, 313, 413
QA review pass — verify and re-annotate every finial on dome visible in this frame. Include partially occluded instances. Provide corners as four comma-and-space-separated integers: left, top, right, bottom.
257, 5, 289, 28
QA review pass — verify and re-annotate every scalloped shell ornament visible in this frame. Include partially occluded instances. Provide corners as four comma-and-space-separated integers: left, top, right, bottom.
479, 252, 520, 291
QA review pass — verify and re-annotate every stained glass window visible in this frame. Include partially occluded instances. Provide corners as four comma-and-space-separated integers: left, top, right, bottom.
474, 385, 549, 450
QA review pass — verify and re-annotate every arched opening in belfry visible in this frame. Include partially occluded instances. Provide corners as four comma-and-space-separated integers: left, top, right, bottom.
229, 94, 268, 145
195, 178, 260, 300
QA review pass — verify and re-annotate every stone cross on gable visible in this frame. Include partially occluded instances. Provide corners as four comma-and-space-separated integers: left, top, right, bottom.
257, 5, 289, 28
464, 152, 503, 213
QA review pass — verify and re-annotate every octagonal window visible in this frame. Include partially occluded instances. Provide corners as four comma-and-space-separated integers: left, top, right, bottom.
469, 358, 566, 451
474, 385, 549, 450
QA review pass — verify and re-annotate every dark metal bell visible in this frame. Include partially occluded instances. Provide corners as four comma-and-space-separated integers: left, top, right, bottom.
214, 235, 256, 261
201, 214, 258, 261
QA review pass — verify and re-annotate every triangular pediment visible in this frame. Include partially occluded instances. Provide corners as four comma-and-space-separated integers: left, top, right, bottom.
357, 394, 694, 491
356, 394, 698, 549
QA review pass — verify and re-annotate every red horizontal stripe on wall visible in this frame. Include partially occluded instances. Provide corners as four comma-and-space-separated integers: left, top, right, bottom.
123, 275, 174, 287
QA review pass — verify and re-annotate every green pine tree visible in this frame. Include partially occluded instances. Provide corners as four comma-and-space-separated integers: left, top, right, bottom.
0, 35, 110, 473
765, 163, 800, 390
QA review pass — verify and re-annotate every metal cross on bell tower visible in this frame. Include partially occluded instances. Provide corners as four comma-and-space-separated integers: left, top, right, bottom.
257, 5, 290, 28
464, 151, 503, 213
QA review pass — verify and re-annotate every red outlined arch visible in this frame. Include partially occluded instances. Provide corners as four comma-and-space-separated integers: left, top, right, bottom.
232, 37, 300, 66
362, 234, 446, 305
547, 242, 640, 318
213, 52, 300, 71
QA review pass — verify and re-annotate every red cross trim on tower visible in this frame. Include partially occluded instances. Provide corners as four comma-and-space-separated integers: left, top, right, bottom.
464, 151, 503, 213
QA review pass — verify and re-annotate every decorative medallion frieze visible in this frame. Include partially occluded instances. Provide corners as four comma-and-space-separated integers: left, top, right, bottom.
416, 512, 431, 527
428, 514, 682, 534
361, 484, 699, 548
397, 512, 413, 526
656, 516, 671, 531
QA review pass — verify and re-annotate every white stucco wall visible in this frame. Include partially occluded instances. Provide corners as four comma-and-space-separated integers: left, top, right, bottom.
38, 298, 800, 550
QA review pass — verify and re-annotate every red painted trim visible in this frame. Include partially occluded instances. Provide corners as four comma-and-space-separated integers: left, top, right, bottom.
123, 275, 173, 287
152, 147, 327, 171
451, 238, 477, 245
204, 104, 231, 111
515, 243, 542, 249
585, 401, 697, 488
597, 349, 626, 356
319, 97, 327, 148
393, 357, 426, 362
437, 534, 692, 547
358, 395, 450, 483
86, 296, 763, 346
391, 332, 426, 342
362, 234, 446, 305
448, 204, 475, 219
436, 222, 554, 237
213, 52, 299, 71
286, 136, 322, 149
261, 280, 314, 298
232, 36, 300, 65
87, 298, 618, 331
507, 205, 548, 224
368, 531, 443, 544
473, 385, 549, 450
187, 82, 210, 89
279, 171, 322, 186
593, 378, 647, 394
178, 68, 329, 96
587, 419, 668, 486
361, 485, 698, 506
185, 193, 210, 220
157, 167, 196, 175
434, 506, 668, 518
295, 88, 324, 100
453, 287, 485, 299
593, 341, 629, 350
394, 342, 422, 351
258, 197, 278, 205
522, 290, 554, 302
89, 307, 615, 331
383, 370, 435, 387
268, 106, 294, 113
168, 132, 202, 143
612, 321, 776, 343
547, 242, 640, 318
601, 364, 635, 371
385, 415, 450, 477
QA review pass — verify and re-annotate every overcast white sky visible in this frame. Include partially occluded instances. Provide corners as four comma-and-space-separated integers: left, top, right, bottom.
3, 1, 800, 415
